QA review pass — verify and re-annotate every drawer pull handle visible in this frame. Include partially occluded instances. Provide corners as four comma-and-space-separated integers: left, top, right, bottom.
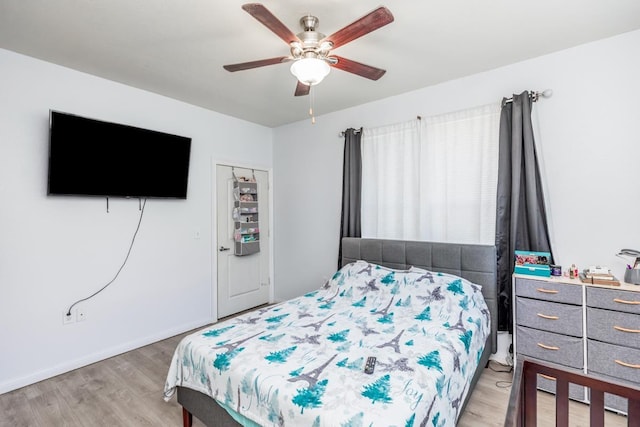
536, 288, 559, 294
614, 360, 640, 369
613, 298, 640, 305
540, 374, 556, 381
613, 325, 640, 333
537, 313, 559, 320
537, 343, 560, 351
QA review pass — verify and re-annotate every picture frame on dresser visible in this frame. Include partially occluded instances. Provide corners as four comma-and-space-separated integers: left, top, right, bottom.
512, 273, 640, 414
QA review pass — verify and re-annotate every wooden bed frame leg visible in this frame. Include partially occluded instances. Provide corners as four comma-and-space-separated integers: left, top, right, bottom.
182, 407, 193, 427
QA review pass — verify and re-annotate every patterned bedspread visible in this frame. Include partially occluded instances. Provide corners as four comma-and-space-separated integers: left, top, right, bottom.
164, 261, 490, 426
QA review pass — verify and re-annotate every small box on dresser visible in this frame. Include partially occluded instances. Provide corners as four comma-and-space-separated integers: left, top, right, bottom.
513, 274, 640, 414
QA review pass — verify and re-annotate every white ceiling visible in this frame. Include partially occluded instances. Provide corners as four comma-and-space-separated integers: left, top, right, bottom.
2, 1, 640, 127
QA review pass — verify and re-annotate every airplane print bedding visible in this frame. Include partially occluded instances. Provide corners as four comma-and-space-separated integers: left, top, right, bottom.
164, 260, 490, 426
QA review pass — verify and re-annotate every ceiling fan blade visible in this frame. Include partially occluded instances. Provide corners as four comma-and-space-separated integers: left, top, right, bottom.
294, 80, 310, 97
223, 56, 290, 72
330, 56, 386, 80
322, 7, 394, 49
242, 3, 300, 45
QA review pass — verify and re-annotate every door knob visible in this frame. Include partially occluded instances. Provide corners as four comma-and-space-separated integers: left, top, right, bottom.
219, 246, 231, 252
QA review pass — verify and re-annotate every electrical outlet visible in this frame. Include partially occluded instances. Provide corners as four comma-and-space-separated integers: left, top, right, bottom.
76, 307, 87, 322
63, 310, 75, 325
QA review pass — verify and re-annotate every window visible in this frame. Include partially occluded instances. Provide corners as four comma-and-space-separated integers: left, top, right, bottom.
361, 103, 500, 244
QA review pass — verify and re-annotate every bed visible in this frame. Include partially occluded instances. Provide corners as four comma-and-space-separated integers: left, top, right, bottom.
164, 237, 498, 426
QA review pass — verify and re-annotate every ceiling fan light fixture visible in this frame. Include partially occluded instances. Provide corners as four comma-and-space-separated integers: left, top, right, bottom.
290, 57, 330, 86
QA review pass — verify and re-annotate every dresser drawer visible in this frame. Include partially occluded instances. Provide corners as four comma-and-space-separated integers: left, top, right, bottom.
531, 359, 586, 402
516, 356, 585, 402
516, 297, 582, 337
587, 340, 640, 384
587, 287, 640, 315
515, 277, 582, 305
587, 307, 640, 348
516, 326, 583, 369
604, 392, 628, 414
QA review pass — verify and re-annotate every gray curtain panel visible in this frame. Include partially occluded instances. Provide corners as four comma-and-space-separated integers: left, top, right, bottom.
495, 92, 553, 331
338, 128, 362, 268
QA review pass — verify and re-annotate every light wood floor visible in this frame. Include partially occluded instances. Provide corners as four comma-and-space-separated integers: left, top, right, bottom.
0, 330, 628, 427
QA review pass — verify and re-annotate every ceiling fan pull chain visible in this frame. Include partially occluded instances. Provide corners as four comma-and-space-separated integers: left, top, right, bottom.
309, 85, 316, 124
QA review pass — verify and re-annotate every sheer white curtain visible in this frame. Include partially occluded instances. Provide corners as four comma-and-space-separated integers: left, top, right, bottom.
361, 102, 501, 244
422, 103, 501, 244
361, 119, 422, 240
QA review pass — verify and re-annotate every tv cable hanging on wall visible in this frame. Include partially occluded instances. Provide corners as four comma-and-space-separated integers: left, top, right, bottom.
65, 198, 147, 316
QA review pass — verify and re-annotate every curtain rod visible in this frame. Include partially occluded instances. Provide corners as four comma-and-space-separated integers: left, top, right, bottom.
504, 89, 553, 104
338, 89, 552, 138
339, 116, 421, 137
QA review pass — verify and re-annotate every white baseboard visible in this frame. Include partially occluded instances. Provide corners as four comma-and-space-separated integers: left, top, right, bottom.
0, 318, 212, 395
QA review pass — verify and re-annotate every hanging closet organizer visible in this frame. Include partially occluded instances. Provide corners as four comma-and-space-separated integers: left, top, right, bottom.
232, 170, 260, 256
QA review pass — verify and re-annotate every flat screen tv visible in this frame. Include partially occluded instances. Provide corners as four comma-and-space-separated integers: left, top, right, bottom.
48, 110, 191, 199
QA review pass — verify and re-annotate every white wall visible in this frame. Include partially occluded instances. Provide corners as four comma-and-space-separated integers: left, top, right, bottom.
273, 29, 640, 300
0, 49, 272, 393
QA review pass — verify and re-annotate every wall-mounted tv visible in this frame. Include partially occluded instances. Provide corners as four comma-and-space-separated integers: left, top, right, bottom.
48, 110, 192, 199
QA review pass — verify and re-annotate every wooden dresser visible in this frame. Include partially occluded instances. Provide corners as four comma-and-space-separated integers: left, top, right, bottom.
513, 274, 640, 413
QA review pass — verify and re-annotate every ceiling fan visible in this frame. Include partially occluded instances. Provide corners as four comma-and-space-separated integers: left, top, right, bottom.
223, 3, 394, 97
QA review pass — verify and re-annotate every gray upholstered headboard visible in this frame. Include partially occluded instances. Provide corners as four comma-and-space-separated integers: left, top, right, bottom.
341, 237, 497, 353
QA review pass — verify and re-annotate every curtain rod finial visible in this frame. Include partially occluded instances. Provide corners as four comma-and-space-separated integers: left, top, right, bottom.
532, 88, 553, 102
